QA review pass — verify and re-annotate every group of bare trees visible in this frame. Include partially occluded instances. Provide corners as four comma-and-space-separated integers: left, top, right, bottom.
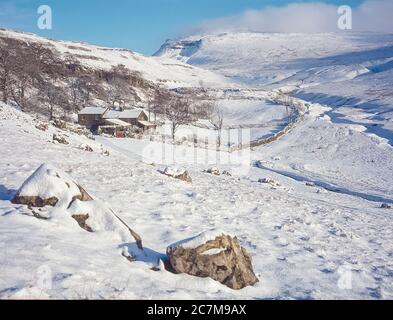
0, 38, 40, 108
0, 37, 90, 119
146, 87, 224, 144
146, 89, 194, 140
277, 93, 297, 124
102, 64, 146, 109
0, 36, 154, 121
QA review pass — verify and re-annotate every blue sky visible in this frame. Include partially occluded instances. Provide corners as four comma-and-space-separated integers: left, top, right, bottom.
0, 0, 366, 54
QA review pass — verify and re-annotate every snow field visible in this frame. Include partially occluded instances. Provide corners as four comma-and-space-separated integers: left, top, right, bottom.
1, 104, 393, 299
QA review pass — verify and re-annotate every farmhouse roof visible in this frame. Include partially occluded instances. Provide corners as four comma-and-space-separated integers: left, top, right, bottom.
104, 119, 132, 127
79, 107, 107, 115
138, 120, 156, 127
102, 108, 146, 119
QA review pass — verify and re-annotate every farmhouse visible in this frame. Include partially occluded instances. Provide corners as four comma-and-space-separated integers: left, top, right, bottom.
78, 107, 156, 135
78, 107, 107, 129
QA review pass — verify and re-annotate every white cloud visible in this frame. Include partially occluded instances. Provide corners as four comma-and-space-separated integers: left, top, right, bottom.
191, 0, 393, 35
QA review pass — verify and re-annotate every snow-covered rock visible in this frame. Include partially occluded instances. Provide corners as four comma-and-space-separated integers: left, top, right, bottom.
11, 163, 142, 247
258, 177, 280, 187
11, 163, 91, 208
380, 203, 392, 209
167, 229, 258, 290
67, 199, 135, 241
35, 123, 48, 132
203, 167, 232, 176
77, 143, 93, 152
204, 167, 220, 176
168, 229, 229, 250
160, 167, 192, 183
52, 134, 69, 145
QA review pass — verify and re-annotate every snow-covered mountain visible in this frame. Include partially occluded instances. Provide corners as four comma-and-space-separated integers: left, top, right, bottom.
154, 32, 393, 86
155, 32, 393, 145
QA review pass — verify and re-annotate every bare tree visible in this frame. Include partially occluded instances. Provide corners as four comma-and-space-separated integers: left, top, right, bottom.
0, 40, 39, 107
147, 94, 154, 122
38, 81, 70, 120
208, 103, 224, 147
0, 43, 14, 104
106, 85, 122, 109
278, 93, 295, 124
68, 76, 93, 112
10, 46, 38, 110
10, 78, 27, 109
104, 64, 136, 109
147, 88, 171, 123
164, 96, 194, 141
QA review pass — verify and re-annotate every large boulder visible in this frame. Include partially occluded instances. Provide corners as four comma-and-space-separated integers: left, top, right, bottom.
11, 163, 143, 249
167, 230, 259, 290
11, 163, 92, 208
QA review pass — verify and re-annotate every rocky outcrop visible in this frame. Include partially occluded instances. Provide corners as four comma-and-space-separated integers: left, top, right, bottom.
167, 230, 259, 290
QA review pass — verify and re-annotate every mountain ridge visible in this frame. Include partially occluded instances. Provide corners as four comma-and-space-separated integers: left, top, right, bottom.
0, 28, 229, 89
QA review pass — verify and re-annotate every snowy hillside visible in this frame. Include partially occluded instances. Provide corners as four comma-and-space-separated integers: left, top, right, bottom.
0, 28, 229, 89
1, 97, 393, 299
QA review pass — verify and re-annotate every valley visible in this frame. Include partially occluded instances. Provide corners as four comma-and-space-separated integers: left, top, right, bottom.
1, 28, 393, 299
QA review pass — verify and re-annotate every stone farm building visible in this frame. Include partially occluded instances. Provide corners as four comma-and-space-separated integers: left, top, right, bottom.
78, 107, 156, 136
